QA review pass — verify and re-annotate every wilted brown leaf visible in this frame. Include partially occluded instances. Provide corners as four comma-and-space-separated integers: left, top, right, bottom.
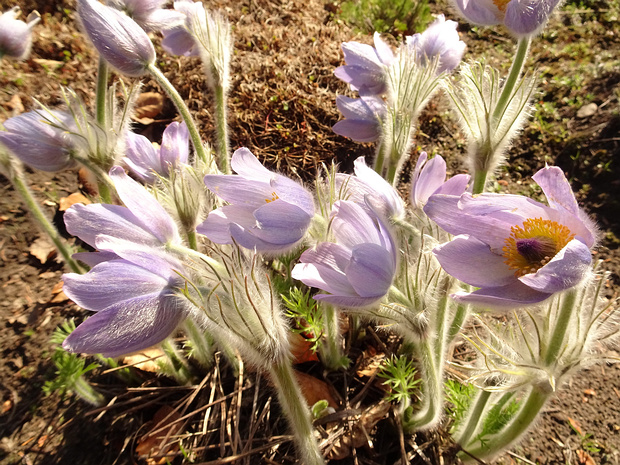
568, 417, 584, 436
50, 281, 69, 303
356, 348, 385, 377
289, 332, 319, 364
30, 237, 57, 264
123, 348, 165, 373
136, 405, 182, 465
294, 370, 338, 409
59, 192, 91, 211
133, 92, 165, 125
576, 449, 596, 465
78, 168, 99, 196
583, 389, 596, 397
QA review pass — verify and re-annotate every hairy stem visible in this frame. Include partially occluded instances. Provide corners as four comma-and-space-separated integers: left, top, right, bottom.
213, 84, 230, 174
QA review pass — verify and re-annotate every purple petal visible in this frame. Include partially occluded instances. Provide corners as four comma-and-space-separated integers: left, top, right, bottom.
331, 201, 383, 248
251, 200, 312, 245
411, 153, 447, 209
313, 293, 381, 308
204, 175, 273, 208
197, 205, 257, 244
270, 177, 315, 217
63, 260, 168, 311
504, 0, 562, 37
160, 121, 189, 168
73, 251, 120, 267
341, 41, 384, 70
332, 119, 381, 143
435, 173, 470, 196
453, 0, 501, 26
0, 7, 38, 59
161, 24, 198, 56
230, 147, 272, 179
372, 32, 395, 66
433, 235, 516, 288
346, 243, 394, 298
532, 166, 579, 216
518, 239, 591, 293
352, 157, 404, 218
62, 293, 186, 358
451, 281, 551, 310
109, 166, 180, 244
124, 131, 161, 183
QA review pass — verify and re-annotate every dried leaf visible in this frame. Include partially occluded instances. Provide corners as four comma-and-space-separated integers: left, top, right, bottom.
50, 281, 69, 303
1, 399, 12, 414
356, 349, 385, 377
6, 94, 25, 114
568, 417, 584, 436
59, 192, 91, 211
123, 348, 165, 373
30, 237, 57, 264
133, 92, 164, 124
294, 370, 338, 409
32, 58, 64, 71
583, 389, 596, 396
78, 168, 99, 196
289, 332, 319, 364
136, 405, 182, 465
576, 449, 596, 465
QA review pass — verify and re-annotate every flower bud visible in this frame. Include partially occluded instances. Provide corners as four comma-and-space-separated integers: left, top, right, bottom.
0, 7, 40, 60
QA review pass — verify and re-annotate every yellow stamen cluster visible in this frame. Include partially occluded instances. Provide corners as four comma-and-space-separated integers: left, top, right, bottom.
492, 0, 511, 12
502, 217, 575, 277
265, 191, 279, 203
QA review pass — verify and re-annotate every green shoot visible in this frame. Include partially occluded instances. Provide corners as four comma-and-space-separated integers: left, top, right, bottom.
282, 287, 324, 352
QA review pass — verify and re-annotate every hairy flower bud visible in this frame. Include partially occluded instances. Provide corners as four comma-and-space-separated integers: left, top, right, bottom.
0, 7, 40, 60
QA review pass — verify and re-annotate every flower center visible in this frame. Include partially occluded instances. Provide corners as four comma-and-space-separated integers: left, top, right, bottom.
265, 191, 279, 203
502, 218, 575, 277
492, 0, 511, 12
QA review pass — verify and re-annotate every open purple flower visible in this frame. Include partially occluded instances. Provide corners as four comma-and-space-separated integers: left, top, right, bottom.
0, 110, 77, 172
452, 0, 562, 38
332, 95, 386, 143
78, 0, 156, 76
65, 166, 181, 257
405, 15, 466, 74
124, 121, 190, 183
410, 152, 470, 209
62, 244, 189, 357
107, 0, 184, 31
0, 7, 40, 60
424, 166, 597, 309
336, 156, 404, 220
198, 148, 314, 252
161, 0, 203, 57
292, 200, 397, 308
334, 32, 394, 96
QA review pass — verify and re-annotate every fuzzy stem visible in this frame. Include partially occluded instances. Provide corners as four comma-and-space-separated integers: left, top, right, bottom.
186, 229, 198, 251
455, 389, 492, 447
95, 58, 108, 127
386, 160, 399, 186
146, 63, 210, 166
492, 38, 531, 123
183, 319, 215, 369
11, 170, 84, 274
460, 388, 548, 461
374, 140, 387, 176
471, 169, 489, 195
544, 289, 578, 366
447, 303, 469, 344
270, 360, 325, 465
213, 84, 230, 174
320, 303, 347, 370
161, 338, 192, 385
73, 375, 105, 406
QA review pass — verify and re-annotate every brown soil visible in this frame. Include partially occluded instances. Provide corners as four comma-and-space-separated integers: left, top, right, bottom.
1, 0, 619, 464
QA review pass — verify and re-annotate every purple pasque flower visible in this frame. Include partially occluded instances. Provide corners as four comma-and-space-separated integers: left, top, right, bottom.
292, 200, 397, 308
332, 95, 386, 143
0, 110, 77, 172
198, 148, 314, 252
124, 121, 190, 183
452, 0, 562, 38
334, 32, 395, 96
405, 15, 465, 74
65, 165, 181, 254
0, 7, 40, 60
336, 156, 404, 220
78, 0, 155, 76
410, 152, 470, 209
107, 0, 184, 31
161, 0, 203, 56
424, 166, 597, 309
62, 243, 189, 357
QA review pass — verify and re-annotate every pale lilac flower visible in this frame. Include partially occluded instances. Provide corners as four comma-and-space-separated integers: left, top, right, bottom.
405, 15, 466, 74
65, 165, 181, 253
334, 32, 395, 96
0, 7, 39, 60
452, 0, 562, 37
161, 0, 202, 56
424, 166, 597, 309
410, 152, 470, 209
198, 148, 314, 252
0, 110, 77, 172
332, 95, 386, 143
78, 0, 156, 76
336, 156, 404, 219
107, 0, 184, 31
124, 121, 190, 183
62, 244, 189, 357
292, 200, 397, 308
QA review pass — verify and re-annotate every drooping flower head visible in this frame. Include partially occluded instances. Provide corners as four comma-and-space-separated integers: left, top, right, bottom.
424, 166, 597, 309
198, 148, 314, 253
332, 95, 386, 143
78, 0, 156, 76
336, 156, 404, 220
410, 152, 470, 210
292, 200, 397, 308
107, 0, 184, 31
334, 32, 395, 96
124, 121, 190, 183
452, 0, 562, 38
0, 7, 40, 60
0, 110, 77, 172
